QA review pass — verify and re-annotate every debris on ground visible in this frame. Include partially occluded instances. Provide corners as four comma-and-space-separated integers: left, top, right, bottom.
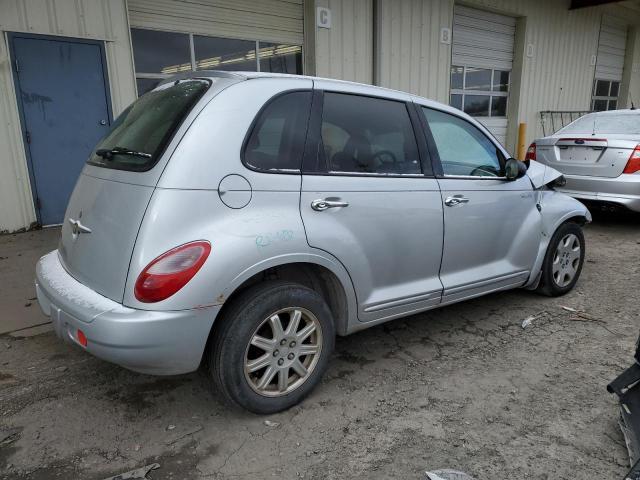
102, 463, 160, 480
165, 425, 203, 445
426, 469, 476, 480
560, 306, 577, 312
264, 420, 280, 428
521, 311, 546, 329
0, 427, 21, 446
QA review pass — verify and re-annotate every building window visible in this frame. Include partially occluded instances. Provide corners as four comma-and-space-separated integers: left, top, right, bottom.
194, 36, 257, 71
258, 42, 303, 74
592, 79, 619, 111
449, 66, 509, 117
131, 28, 303, 96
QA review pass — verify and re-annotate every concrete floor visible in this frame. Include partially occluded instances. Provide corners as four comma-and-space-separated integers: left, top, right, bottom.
0, 210, 639, 479
0, 227, 59, 335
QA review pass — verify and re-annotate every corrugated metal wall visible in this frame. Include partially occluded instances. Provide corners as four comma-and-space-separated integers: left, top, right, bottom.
375, 0, 451, 102
315, 0, 640, 153
314, 0, 373, 83
127, 0, 304, 45
0, 0, 136, 232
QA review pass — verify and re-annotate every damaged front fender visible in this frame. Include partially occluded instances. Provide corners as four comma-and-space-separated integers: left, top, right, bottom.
526, 159, 565, 190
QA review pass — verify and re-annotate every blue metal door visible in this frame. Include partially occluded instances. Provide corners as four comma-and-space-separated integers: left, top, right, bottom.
10, 34, 112, 225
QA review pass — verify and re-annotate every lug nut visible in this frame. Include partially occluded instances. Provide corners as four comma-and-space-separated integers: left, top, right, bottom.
289, 341, 296, 348
273, 350, 279, 357
278, 358, 284, 366
280, 339, 287, 346
287, 353, 295, 360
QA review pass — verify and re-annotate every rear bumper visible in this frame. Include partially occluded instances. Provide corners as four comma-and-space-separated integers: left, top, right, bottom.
557, 173, 640, 212
35, 250, 219, 375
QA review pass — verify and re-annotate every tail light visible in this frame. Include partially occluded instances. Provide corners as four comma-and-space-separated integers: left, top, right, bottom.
77, 329, 87, 347
135, 241, 211, 303
623, 145, 640, 174
525, 143, 536, 161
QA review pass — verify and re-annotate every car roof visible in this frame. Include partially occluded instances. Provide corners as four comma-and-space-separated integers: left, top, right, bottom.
186, 70, 468, 119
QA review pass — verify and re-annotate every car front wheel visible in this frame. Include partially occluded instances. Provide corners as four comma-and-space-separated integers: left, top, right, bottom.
537, 221, 585, 297
209, 281, 335, 414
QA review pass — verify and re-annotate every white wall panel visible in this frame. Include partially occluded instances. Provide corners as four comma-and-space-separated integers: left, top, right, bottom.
376, 0, 452, 103
0, 0, 136, 232
314, 0, 373, 83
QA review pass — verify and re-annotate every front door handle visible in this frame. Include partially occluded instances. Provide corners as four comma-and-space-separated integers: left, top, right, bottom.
444, 195, 469, 207
311, 199, 349, 211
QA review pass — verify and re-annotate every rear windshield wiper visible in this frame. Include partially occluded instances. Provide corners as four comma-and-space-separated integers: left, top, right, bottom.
95, 146, 152, 160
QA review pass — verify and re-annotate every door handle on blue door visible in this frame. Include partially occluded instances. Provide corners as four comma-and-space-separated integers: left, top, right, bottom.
444, 195, 469, 207
311, 199, 349, 211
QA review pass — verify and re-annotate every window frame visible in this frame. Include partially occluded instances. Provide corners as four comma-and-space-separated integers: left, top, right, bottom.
240, 89, 313, 175
131, 28, 303, 97
591, 78, 620, 111
449, 65, 510, 117
301, 90, 434, 178
418, 105, 509, 180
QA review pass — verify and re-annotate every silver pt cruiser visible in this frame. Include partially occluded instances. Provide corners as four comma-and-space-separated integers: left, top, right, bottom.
36, 72, 591, 413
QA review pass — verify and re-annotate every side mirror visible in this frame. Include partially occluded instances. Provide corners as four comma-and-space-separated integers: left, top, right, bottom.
505, 158, 527, 181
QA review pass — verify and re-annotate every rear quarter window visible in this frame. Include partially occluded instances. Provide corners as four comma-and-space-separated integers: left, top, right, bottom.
243, 91, 312, 172
87, 79, 209, 172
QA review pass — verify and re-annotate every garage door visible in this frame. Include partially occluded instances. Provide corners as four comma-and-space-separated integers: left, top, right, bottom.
127, 0, 304, 95
450, 5, 515, 145
593, 15, 627, 111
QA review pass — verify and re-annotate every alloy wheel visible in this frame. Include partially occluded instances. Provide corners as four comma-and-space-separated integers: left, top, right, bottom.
244, 307, 323, 397
552, 233, 581, 287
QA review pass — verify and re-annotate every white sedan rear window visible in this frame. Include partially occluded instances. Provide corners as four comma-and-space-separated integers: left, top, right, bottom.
560, 113, 640, 135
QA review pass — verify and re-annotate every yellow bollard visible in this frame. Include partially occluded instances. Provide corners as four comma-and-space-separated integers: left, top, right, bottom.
517, 123, 527, 161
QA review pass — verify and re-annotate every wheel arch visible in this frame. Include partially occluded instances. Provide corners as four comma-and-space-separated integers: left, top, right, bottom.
524, 207, 590, 290
214, 254, 357, 338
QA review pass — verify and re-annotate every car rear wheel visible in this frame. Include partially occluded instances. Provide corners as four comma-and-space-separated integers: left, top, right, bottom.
537, 222, 585, 297
209, 281, 335, 414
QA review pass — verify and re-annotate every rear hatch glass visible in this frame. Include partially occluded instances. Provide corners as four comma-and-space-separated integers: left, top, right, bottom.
59, 79, 211, 302
87, 79, 209, 172
536, 112, 640, 177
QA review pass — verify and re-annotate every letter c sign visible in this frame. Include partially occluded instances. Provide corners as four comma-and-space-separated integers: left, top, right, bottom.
317, 7, 332, 29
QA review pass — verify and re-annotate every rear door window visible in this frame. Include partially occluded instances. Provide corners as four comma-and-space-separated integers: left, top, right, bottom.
318, 93, 422, 175
87, 79, 209, 171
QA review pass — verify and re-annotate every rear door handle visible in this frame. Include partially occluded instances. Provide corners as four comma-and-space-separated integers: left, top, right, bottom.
444, 195, 469, 207
311, 199, 349, 211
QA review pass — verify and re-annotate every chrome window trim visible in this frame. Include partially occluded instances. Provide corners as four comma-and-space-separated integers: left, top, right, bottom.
441, 174, 507, 180
325, 171, 426, 178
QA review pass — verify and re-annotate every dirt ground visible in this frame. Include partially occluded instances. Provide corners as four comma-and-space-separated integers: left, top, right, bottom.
1, 209, 639, 480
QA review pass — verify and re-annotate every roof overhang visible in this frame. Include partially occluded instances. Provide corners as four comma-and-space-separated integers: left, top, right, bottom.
569, 0, 624, 8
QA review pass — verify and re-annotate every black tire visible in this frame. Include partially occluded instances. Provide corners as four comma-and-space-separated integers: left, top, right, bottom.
209, 281, 335, 414
536, 222, 585, 297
